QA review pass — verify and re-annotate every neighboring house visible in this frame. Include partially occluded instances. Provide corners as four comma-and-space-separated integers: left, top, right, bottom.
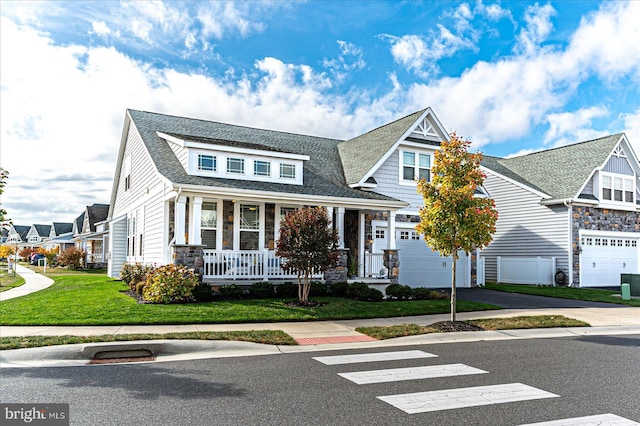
480, 134, 640, 288
24, 224, 52, 248
73, 204, 110, 268
107, 108, 473, 287
44, 222, 75, 252
6, 225, 30, 247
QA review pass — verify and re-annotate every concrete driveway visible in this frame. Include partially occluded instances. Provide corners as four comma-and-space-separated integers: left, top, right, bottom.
457, 287, 629, 309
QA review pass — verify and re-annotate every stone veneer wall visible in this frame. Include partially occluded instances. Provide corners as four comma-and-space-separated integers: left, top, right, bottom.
572, 206, 640, 285
324, 248, 349, 284
172, 244, 204, 282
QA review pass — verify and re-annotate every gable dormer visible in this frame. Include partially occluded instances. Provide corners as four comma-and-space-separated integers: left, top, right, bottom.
596, 142, 637, 207
158, 132, 309, 186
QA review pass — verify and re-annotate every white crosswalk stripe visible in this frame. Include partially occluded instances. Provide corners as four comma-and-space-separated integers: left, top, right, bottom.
312, 349, 437, 365
519, 413, 640, 425
377, 383, 559, 414
338, 363, 487, 384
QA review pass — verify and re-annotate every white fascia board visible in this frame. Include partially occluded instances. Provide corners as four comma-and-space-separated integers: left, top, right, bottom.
357, 108, 444, 187
157, 131, 310, 161
619, 134, 640, 173
109, 112, 133, 221
174, 183, 408, 210
481, 165, 551, 199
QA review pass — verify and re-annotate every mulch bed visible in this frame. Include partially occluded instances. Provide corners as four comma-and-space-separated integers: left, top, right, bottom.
427, 321, 485, 332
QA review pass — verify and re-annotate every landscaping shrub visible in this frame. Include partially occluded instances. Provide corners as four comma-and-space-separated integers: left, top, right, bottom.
328, 281, 348, 297
275, 281, 298, 298
385, 283, 413, 300
120, 263, 156, 291
249, 282, 275, 299
309, 281, 328, 296
142, 265, 199, 304
18, 247, 34, 261
135, 281, 146, 296
57, 247, 86, 269
193, 281, 214, 302
410, 287, 433, 300
346, 282, 383, 301
218, 284, 244, 299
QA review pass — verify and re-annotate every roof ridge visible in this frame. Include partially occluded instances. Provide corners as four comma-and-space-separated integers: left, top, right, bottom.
505, 133, 622, 160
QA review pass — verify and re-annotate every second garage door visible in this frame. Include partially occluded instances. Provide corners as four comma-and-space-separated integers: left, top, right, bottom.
579, 232, 639, 287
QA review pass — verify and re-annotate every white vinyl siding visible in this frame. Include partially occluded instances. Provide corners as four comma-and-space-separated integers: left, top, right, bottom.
480, 170, 570, 282
112, 123, 166, 266
168, 140, 189, 171
108, 216, 127, 278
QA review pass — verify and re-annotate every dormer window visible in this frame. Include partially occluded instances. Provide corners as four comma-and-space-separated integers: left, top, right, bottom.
227, 158, 244, 174
401, 150, 431, 183
198, 154, 216, 172
280, 163, 296, 179
254, 160, 271, 177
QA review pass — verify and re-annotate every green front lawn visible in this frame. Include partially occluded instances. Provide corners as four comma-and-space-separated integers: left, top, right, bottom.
485, 283, 640, 307
0, 274, 501, 326
0, 261, 25, 292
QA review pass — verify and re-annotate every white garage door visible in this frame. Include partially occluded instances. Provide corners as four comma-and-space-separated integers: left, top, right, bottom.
580, 233, 639, 287
375, 228, 468, 288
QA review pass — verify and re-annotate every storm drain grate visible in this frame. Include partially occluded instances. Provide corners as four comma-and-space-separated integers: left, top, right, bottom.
88, 349, 155, 364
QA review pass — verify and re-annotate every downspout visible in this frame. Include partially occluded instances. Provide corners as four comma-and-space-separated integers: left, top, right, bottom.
564, 200, 574, 287
168, 186, 182, 249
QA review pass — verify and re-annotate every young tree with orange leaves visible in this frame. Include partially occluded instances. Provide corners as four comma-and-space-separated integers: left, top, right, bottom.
416, 133, 498, 322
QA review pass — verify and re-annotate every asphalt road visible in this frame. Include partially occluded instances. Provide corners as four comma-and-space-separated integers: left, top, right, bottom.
2, 334, 639, 425
456, 288, 630, 309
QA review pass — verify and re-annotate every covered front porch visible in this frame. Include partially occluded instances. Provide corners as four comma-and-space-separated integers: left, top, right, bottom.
167, 194, 403, 283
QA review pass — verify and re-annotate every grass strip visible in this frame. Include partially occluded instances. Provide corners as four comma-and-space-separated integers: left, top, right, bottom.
485, 283, 640, 307
0, 330, 297, 350
356, 315, 589, 340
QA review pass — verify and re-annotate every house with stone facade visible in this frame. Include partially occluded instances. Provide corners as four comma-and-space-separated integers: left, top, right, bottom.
480, 134, 640, 287
107, 107, 475, 287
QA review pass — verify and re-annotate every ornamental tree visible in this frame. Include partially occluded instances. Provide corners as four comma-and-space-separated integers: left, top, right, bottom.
0, 167, 8, 223
416, 133, 498, 321
276, 206, 339, 302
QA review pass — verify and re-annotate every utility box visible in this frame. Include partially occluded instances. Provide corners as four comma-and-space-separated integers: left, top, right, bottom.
620, 274, 640, 297
621, 283, 631, 301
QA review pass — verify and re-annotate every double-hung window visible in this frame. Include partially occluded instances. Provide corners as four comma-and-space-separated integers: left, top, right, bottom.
201, 202, 217, 248
239, 204, 260, 250
402, 151, 431, 182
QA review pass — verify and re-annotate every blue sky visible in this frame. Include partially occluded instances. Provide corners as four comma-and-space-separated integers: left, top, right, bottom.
1, 1, 639, 225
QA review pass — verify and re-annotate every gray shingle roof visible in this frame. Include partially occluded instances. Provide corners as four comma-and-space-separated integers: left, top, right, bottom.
52, 222, 73, 236
482, 134, 623, 200
127, 109, 402, 204
338, 109, 427, 185
14, 225, 30, 241
33, 224, 52, 237
86, 204, 109, 232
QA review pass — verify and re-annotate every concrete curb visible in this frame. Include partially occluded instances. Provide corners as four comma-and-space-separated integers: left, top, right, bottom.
2, 325, 639, 368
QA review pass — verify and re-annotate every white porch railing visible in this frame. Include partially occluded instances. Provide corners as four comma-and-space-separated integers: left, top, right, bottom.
202, 250, 321, 281
364, 252, 386, 278
497, 256, 556, 285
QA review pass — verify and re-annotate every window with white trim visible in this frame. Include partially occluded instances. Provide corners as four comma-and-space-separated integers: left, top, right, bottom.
401, 151, 431, 182
601, 173, 635, 204
375, 229, 385, 239
227, 157, 245, 174
239, 204, 259, 250
198, 154, 216, 172
254, 160, 270, 177
201, 202, 217, 248
280, 163, 296, 179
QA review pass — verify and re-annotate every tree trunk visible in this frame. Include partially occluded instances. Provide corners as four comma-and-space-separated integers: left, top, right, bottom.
451, 252, 457, 322
298, 275, 304, 301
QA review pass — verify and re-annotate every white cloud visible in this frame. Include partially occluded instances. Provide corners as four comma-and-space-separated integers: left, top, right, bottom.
621, 109, 640, 156
90, 21, 111, 37
322, 40, 366, 81
544, 106, 609, 145
514, 3, 557, 55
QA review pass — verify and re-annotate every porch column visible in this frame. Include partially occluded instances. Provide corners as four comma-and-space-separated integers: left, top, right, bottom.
387, 211, 397, 250
337, 207, 345, 249
326, 206, 334, 231
359, 212, 366, 277
175, 196, 187, 245
189, 196, 203, 245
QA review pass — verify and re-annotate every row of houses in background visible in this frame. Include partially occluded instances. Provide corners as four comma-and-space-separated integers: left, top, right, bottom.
1, 203, 110, 268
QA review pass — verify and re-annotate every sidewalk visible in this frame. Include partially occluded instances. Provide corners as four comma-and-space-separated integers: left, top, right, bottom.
0, 264, 54, 301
